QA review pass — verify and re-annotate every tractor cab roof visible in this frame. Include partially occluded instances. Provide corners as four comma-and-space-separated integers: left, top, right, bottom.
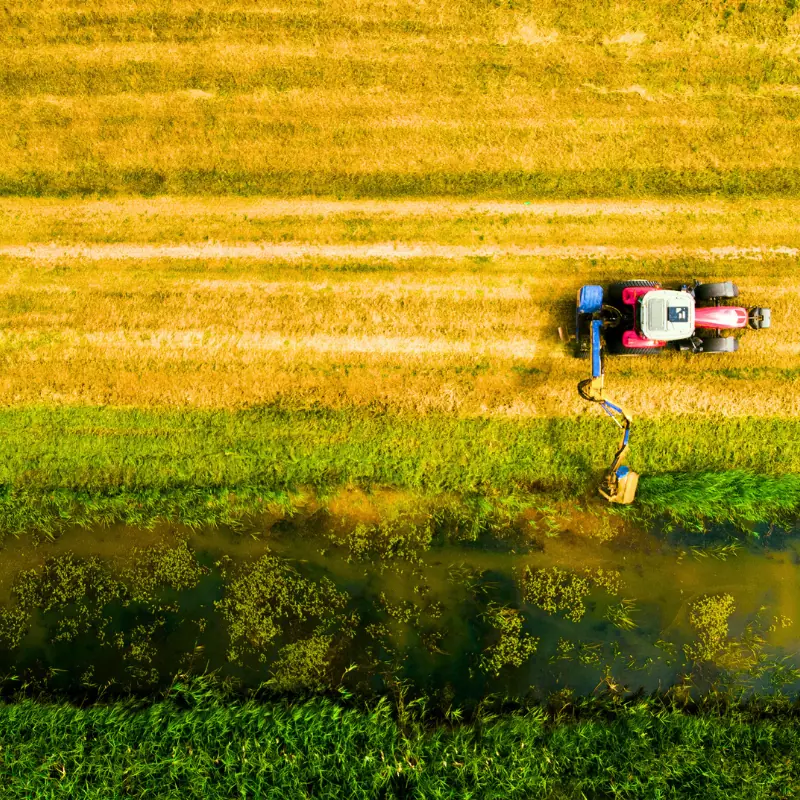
639, 289, 695, 342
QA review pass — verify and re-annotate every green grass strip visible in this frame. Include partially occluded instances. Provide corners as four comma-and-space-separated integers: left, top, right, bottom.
1, 691, 799, 799
4, 167, 800, 198
2, 407, 797, 493
0, 486, 300, 538
637, 472, 800, 527
0, 407, 797, 531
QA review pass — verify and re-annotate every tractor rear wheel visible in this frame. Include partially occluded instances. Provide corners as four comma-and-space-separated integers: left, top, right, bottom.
700, 337, 739, 353
607, 280, 660, 303
606, 336, 660, 356
694, 281, 739, 301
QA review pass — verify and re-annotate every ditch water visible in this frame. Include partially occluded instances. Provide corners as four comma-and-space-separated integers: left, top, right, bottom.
0, 508, 799, 703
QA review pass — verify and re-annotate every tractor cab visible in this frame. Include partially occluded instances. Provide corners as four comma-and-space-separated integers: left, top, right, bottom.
638, 289, 695, 342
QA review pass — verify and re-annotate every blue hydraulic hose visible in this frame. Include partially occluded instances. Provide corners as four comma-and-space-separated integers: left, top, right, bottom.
591, 320, 603, 379
600, 401, 625, 430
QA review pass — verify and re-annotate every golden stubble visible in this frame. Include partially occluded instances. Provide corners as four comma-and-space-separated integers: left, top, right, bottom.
0, 238, 795, 416
2, 88, 799, 179
0, 348, 796, 417
3, 197, 800, 250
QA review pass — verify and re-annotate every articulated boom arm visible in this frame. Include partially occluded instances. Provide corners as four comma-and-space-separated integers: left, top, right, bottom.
577, 320, 639, 504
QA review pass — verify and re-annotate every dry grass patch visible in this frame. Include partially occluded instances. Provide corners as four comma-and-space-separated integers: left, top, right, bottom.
0, 0, 798, 196
0, 245, 795, 415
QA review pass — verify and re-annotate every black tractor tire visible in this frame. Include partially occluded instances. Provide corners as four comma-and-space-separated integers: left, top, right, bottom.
694, 281, 739, 301
606, 336, 661, 356
700, 336, 739, 353
607, 280, 660, 304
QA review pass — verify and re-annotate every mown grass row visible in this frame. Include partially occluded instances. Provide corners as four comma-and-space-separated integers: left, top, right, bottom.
7, 168, 800, 200
6, 45, 800, 95
0, 0, 797, 199
0, 407, 797, 533
0, 248, 792, 414
1, 2, 798, 200
4, 198, 800, 246
1, 687, 800, 799
3, 0, 797, 39
3, 0, 798, 44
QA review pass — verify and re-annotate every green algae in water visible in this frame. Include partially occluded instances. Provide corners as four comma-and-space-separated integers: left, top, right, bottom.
215, 550, 348, 664
479, 604, 539, 677
0, 514, 798, 702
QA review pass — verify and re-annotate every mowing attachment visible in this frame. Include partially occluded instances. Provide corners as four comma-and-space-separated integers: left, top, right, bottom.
575, 286, 639, 505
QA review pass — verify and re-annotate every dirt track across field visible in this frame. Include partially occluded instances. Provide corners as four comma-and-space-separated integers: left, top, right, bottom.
0, 198, 737, 218
2, 242, 798, 261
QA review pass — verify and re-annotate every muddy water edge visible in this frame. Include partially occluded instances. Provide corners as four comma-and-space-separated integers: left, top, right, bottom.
0, 501, 798, 705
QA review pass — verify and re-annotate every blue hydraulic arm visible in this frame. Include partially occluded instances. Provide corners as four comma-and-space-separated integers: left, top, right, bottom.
577, 317, 638, 504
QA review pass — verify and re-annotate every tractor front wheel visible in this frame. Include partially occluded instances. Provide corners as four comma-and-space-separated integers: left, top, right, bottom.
700, 337, 739, 353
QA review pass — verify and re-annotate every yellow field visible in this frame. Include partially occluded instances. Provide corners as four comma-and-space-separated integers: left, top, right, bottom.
5, 197, 800, 246
0, 0, 798, 526
1, 0, 799, 195
0, 198, 796, 418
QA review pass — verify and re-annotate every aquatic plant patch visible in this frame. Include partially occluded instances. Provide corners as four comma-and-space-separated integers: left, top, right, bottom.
685, 594, 737, 663
519, 566, 622, 622
479, 605, 539, 677
0, 545, 209, 651
215, 550, 349, 664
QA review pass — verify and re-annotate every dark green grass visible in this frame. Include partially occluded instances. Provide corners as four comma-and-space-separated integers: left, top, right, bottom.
5, 167, 800, 198
637, 472, 800, 527
0, 407, 797, 533
1, 687, 800, 799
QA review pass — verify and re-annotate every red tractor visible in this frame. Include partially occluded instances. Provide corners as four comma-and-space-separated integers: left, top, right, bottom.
577, 280, 770, 357
573, 280, 771, 504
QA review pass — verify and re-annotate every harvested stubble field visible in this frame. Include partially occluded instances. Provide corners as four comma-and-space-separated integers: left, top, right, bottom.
0, 198, 798, 527
0, 0, 797, 523
2, 0, 800, 197
0, 198, 798, 419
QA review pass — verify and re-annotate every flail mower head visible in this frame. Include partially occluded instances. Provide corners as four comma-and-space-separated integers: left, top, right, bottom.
599, 465, 639, 505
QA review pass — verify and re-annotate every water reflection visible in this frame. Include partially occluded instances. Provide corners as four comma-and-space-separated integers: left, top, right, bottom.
0, 511, 797, 702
